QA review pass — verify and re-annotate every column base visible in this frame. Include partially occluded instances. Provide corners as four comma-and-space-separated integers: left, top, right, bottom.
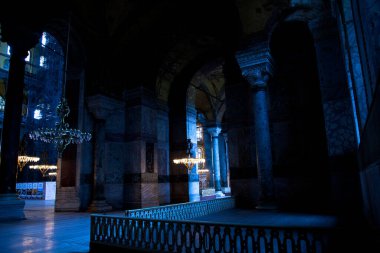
222, 187, 231, 195
189, 179, 200, 202
189, 194, 200, 202
88, 200, 113, 213
0, 193, 26, 220
215, 191, 225, 198
55, 187, 80, 212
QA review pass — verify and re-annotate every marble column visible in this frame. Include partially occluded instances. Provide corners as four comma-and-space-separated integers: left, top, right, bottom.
86, 94, 122, 212
208, 126, 224, 197
203, 131, 214, 188
187, 107, 200, 202
237, 45, 277, 209
0, 27, 40, 220
247, 70, 277, 209
222, 133, 231, 194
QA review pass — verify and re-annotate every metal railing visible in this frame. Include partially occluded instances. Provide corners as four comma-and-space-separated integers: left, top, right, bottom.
125, 197, 235, 220
90, 215, 331, 252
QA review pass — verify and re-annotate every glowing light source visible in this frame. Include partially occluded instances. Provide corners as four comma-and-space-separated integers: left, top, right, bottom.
33, 109, 42, 119
173, 139, 205, 172
29, 164, 57, 177
17, 155, 40, 171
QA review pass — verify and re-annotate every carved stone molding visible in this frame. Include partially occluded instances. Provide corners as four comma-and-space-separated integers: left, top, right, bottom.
235, 40, 273, 89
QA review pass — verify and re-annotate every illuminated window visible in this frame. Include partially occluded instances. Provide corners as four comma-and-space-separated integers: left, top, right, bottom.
196, 126, 203, 141
33, 109, 42, 120
39, 56, 45, 67
7, 46, 10, 55
41, 32, 47, 47
197, 147, 204, 159
25, 51, 30, 62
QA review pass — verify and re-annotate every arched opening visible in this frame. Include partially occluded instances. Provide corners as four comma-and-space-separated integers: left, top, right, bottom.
0, 31, 64, 200
269, 21, 331, 212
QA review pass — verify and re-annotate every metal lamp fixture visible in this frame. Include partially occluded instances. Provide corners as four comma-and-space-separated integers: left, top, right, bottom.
17, 155, 40, 171
173, 139, 205, 172
29, 164, 57, 177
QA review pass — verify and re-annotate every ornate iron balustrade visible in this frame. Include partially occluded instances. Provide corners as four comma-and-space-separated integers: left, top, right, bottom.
90, 215, 332, 253
125, 197, 236, 220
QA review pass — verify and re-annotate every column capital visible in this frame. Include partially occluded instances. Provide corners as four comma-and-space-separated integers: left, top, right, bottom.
86, 94, 124, 120
244, 69, 271, 90
207, 126, 222, 137
235, 39, 273, 90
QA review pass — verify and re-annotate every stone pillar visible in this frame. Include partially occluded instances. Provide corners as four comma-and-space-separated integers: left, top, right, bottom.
237, 45, 277, 209
309, 14, 360, 220
86, 94, 123, 212
203, 130, 214, 188
0, 25, 40, 220
247, 72, 276, 209
221, 133, 231, 194
88, 117, 108, 212
218, 134, 227, 188
124, 87, 159, 208
156, 101, 170, 205
208, 126, 224, 197
187, 106, 200, 202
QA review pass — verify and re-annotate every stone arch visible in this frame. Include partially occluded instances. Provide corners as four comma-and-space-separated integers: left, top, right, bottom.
267, 11, 331, 212
162, 38, 227, 203
187, 58, 225, 124
156, 37, 222, 103
265, 4, 327, 43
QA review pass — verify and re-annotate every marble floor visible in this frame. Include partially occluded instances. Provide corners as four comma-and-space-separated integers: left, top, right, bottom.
0, 199, 377, 253
0, 200, 94, 253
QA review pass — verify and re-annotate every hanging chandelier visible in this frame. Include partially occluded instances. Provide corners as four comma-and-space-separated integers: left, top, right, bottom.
197, 169, 209, 174
173, 139, 205, 172
29, 98, 92, 156
29, 164, 57, 177
17, 155, 40, 171
29, 15, 92, 156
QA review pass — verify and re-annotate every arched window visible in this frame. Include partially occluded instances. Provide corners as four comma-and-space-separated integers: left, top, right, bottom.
196, 125, 203, 141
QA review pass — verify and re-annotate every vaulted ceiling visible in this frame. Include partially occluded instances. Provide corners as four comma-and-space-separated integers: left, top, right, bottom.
0, 0, 292, 123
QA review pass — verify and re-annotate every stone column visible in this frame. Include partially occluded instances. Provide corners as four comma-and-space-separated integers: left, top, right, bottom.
208, 126, 224, 197
187, 106, 200, 202
237, 45, 277, 209
86, 94, 123, 212
0, 26, 40, 220
218, 134, 227, 189
88, 118, 111, 212
222, 133, 231, 194
203, 130, 214, 188
247, 71, 276, 209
